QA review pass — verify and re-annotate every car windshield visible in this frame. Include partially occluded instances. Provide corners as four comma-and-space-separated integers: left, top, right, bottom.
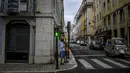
114, 39, 124, 45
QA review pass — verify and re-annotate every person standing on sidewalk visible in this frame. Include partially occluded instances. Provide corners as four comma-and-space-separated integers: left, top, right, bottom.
64, 42, 69, 63
59, 38, 65, 65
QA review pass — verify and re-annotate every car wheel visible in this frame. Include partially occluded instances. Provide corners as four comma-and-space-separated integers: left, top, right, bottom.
105, 51, 109, 56
90, 47, 92, 49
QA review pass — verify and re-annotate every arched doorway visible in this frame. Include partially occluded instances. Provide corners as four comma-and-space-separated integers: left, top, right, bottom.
5, 21, 30, 63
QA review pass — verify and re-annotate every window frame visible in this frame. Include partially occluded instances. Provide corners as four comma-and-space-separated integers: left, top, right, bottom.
113, 13, 116, 25
19, 0, 28, 12
108, 15, 111, 26
120, 9, 124, 21
0, 0, 4, 12
128, 5, 130, 19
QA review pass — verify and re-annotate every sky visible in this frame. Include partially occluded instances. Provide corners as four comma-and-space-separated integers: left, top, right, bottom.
64, 0, 82, 25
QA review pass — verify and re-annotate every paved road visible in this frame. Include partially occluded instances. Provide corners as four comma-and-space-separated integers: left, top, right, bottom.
3, 44, 130, 73
58, 43, 130, 73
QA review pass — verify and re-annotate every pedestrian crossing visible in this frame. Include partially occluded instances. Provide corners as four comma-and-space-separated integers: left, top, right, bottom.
78, 58, 130, 69
91, 59, 113, 68
104, 58, 129, 68
78, 59, 95, 69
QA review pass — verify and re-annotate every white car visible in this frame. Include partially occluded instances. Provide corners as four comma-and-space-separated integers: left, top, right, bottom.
77, 40, 80, 44
104, 38, 127, 57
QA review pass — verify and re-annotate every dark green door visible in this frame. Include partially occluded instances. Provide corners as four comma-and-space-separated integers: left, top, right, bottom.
6, 24, 30, 63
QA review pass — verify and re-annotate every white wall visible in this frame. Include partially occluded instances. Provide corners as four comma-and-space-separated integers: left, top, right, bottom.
35, 18, 54, 64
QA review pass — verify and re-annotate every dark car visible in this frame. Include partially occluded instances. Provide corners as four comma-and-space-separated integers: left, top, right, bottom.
90, 41, 96, 49
90, 41, 104, 50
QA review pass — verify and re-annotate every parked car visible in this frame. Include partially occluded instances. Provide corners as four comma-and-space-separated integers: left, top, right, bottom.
104, 38, 128, 57
90, 41, 104, 50
77, 40, 80, 44
80, 40, 87, 46
90, 41, 96, 49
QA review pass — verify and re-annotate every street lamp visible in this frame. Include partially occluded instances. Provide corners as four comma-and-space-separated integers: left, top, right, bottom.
67, 21, 71, 59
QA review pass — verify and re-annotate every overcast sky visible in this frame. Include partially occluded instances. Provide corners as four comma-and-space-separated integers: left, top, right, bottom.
64, 0, 82, 25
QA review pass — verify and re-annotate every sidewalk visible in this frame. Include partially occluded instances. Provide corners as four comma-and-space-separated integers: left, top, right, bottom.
0, 51, 77, 72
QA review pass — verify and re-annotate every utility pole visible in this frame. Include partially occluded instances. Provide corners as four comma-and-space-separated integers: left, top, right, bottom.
84, 0, 87, 43
84, 0, 86, 43
67, 21, 71, 59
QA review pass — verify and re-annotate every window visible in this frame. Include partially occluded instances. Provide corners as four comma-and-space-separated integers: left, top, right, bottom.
128, 5, 130, 19
0, 0, 1, 8
108, 16, 111, 26
94, 16, 96, 22
119, 0, 123, 3
20, 0, 28, 12
107, 0, 110, 10
120, 9, 124, 21
53, 0, 56, 13
97, 14, 99, 21
112, 0, 116, 7
104, 18, 106, 27
103, 2, 106, 13
99, 12, 101, 21
97, 15, 98, 22
0, 0, 4, 12
113, 13, 116, 25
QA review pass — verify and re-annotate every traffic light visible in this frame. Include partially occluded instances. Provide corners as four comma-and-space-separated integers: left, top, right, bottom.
55, 31, 59, 37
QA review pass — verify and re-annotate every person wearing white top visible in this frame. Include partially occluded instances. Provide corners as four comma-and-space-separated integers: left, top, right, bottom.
59, 38, 65, 65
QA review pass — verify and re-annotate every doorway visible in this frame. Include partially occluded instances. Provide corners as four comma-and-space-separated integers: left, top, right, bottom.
5, 21, 30, 63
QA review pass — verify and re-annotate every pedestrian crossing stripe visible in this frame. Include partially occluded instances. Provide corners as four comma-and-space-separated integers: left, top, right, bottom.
91, 59, 113, 68
78, 59, 95, 69
117, 59, 130, 64
104, 58, 129, 68
78, 58, 130, 69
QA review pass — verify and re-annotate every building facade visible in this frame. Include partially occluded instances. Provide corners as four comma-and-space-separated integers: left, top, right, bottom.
0, 0, 64, 64
93, 0, 130, 47
72, 0, 95, 44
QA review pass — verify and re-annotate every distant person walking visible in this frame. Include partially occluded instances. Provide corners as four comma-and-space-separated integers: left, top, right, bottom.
59, 38, 65, 65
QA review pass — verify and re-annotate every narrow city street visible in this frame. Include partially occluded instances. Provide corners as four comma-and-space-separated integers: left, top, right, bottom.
58, 43, 130, 73
1, 0, 130, 73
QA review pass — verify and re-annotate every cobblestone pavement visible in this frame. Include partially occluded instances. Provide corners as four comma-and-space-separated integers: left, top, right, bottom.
0, 63, 75, 72
0, 51, 77, 72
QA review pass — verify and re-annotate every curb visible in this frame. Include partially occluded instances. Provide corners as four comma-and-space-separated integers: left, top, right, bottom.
0, 50, 78, 73
52, 50, 78, 72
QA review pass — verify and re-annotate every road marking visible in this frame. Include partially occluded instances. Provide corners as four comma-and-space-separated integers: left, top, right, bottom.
78, 59, 95, 69
74, 54, 106, 57
117, 59, 130, 64
104, 58, 129, 68
91, 59, 113, 68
